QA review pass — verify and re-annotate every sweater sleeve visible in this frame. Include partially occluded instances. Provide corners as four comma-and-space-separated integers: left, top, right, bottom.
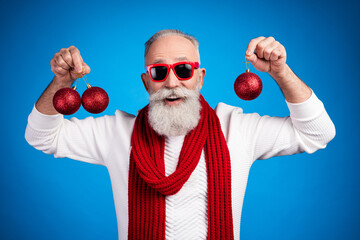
249, 90, 336, 162
24, 105, 135, 166
216, 89, 336, 164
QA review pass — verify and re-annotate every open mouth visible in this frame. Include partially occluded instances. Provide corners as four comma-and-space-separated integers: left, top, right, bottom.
166, 96, 181, 102
164, 95, 183, 105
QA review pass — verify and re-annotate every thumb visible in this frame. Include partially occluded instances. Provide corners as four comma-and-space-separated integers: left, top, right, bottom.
245, 53, 258, 65
245, 53, 270, 72
83, 62, 91, 75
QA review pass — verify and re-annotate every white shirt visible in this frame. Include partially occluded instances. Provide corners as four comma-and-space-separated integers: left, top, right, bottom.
25, 90, 335, 240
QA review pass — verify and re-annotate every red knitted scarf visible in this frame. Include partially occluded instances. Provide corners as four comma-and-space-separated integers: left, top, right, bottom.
128, 95, 234, 240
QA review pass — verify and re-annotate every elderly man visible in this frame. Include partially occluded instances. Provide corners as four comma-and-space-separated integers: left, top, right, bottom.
25, 29, 335, 240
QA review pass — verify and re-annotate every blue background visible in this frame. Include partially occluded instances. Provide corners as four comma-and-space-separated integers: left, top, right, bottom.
1, 0, 359, 239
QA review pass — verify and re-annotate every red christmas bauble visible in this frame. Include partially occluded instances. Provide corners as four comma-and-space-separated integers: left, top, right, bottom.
53, 87, 81, 115
234, 71, 263, 100
81, 86, 109, 114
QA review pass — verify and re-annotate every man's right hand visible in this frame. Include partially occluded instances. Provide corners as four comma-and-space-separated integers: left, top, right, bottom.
34, 46, 91, 115
50, 46, 91, 84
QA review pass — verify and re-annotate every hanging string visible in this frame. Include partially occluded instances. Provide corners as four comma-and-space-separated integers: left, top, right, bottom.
245, 58, 250, 70
82, 74, 91, 88
72, 78, 79, 89
242, 58, 251, 71
71, 67, 91, 88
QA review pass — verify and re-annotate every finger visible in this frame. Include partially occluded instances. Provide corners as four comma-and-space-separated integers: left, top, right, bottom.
83, 62, 91, 74
69, 46, 83, 73
263, 41, 280, 61
54, 52, 71, 70
245, 36, 266, 57
51, 58, 69, 75
50, 58, 56, 71
269, 48, 281, 61
270, 45, 286, 61
60, 48, 74, 68
255, 36, 276, 59
54, 66, 69, 75
245, 52, 271, 72
245, 52, 258, 65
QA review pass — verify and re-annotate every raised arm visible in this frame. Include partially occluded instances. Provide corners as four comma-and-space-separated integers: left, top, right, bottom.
25, 47, 121, 166
240, 37, 335, 161
245, 36, 312, 103
36, 46, 90, 115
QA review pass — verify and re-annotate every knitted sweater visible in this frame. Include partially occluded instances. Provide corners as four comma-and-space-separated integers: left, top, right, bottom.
25, 90, 335, 240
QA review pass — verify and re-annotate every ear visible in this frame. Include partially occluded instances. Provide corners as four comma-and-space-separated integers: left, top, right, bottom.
198, 68, 206, 90
141, 73, 150, 93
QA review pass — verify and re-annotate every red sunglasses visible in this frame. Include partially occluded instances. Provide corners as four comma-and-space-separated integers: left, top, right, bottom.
146, 61, 200, 82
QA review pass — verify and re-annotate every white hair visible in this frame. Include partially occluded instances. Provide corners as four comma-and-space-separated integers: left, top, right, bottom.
144, 29, 200, 57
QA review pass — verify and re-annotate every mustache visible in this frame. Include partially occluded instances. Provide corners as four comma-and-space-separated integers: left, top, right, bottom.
149, 87, 195, 102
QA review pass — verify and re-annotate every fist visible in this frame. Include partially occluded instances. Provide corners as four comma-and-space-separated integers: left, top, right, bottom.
245, 36, 287, 77
50, 46, 91, 84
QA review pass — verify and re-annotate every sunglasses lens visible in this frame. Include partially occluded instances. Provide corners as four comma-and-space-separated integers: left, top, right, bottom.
174, 64, 193, 79
150, 66, 168, 81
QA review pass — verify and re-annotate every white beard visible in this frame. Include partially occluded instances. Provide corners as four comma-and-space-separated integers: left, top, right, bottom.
148, 86, 201, 137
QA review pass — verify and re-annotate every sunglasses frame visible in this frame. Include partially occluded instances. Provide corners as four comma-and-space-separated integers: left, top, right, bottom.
146, 61, 200, 82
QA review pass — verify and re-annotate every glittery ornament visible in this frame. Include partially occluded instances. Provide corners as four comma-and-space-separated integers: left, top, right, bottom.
53, 87, 81, 115
234, 58, 263, 100
53, 68, 109, 115
81, 84, 109, 114
234, 69, 262, 100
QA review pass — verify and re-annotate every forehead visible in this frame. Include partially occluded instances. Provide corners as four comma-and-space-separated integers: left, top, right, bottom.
145, 35, 199, 65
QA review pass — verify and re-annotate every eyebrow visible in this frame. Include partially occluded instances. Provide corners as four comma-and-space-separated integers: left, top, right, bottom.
152, 57, 190, 64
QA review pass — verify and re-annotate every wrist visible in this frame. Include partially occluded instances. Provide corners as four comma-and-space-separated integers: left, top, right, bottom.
269, 64, 295, 85
52, 76, 74, 88
269, 64, 312, 103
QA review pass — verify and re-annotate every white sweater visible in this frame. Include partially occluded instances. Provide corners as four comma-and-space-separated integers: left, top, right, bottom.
25, 90, 335, 240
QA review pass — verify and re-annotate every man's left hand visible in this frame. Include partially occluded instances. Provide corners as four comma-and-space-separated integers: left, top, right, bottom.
245, 36, 287, 79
